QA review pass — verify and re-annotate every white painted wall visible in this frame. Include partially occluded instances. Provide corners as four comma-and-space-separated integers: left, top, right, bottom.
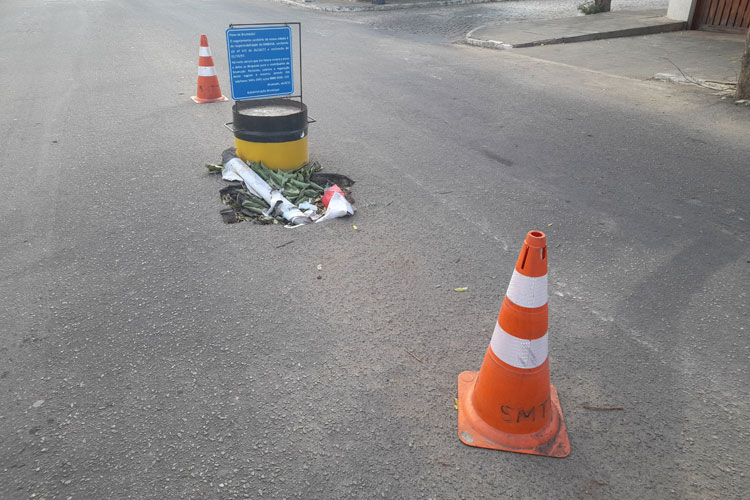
667, 0, 697, 22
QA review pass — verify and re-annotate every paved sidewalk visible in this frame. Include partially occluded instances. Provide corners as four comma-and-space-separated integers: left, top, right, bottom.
463, 10, 746, 92
466, 9, 684, 48
279, 0, 494, 12
519, 29, 746, 84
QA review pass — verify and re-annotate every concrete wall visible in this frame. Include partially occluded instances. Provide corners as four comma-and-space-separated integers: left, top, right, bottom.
667, 0, 697, 22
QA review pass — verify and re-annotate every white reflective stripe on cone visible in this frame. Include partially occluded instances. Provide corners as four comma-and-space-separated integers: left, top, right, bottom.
199, 47, 212, 57
198, 66, 217, 77
489, 322, 548, 369
506, 270, 548, 309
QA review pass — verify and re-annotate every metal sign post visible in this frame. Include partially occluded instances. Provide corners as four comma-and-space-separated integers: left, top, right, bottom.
225, 23, 309, 171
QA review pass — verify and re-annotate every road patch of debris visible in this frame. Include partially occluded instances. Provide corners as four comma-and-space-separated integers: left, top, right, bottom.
205, 150, 355, 226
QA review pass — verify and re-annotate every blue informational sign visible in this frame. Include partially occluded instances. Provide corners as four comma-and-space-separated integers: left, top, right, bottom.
226, 26, 294, 100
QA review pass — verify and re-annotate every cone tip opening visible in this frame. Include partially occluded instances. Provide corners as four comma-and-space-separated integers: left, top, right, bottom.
526, 230, 546, 248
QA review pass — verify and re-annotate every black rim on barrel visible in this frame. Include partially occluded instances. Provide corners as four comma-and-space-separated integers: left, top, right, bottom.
232, 98, 308, 144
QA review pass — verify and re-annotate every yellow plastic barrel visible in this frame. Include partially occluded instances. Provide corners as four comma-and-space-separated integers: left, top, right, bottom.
231, 98, 309, 171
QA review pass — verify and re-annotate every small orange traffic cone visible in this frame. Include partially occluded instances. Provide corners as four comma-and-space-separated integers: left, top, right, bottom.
191, 34, 228, 103
457, 230, 570, 457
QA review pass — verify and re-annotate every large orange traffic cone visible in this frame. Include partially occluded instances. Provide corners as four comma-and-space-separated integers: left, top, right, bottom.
191, 34, 228, 103
457, 230, 569, 457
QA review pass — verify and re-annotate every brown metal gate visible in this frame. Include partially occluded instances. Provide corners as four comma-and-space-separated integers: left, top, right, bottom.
692, 0, 750, 32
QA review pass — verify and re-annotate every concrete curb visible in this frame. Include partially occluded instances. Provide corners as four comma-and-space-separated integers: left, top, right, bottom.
466, 19, 686, 49
652, 72, 738, 92
274, 0, 496, 12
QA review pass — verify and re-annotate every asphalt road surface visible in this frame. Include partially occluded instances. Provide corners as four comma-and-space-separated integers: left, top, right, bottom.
1, 0, 748, 499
